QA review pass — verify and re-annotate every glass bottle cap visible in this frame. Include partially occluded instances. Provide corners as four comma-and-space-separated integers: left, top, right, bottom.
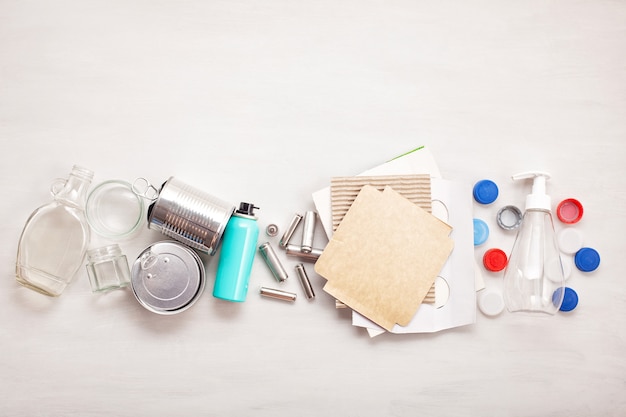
574, 247, 600, 272
483, 248, 508, 272
556, 198, 583, 224
473, 218, 489, 246
87, 180, 145, 239
473, 179, 499, 205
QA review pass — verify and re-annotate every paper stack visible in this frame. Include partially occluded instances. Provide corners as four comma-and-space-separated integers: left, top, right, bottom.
312, 146, 479, 337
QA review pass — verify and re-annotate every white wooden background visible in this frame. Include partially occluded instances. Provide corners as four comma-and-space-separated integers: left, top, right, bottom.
1, 1, 624, 416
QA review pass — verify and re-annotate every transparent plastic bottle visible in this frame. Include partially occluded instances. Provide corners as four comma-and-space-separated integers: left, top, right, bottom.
503, 172, 565, 314
16, 165, 94, 296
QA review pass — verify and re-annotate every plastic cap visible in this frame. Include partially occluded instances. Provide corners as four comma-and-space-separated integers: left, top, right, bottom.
559, 287, 579, 312
574, 247, 600, 272
473, 218, 489, 246
236, 202, 259, 216
556, 198, 583, 224
473, 180, 499, 204
478, 290, 505, 317
483, 248, 508, 272
512, 171, 551, 211
557, 228, 584, 255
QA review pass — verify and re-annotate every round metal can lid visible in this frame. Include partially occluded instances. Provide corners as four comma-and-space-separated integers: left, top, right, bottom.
473, 179, 499, 205
131, 241, 205, 314
473, 218, 489, 246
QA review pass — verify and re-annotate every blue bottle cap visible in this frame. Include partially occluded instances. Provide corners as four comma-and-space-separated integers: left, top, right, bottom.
473, 179, 499, 204
574, 247, 600, 272
559, 287, 579, 312
473, 218, 489, 246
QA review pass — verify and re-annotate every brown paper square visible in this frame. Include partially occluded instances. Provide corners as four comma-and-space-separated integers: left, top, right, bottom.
315, 185, 453, 331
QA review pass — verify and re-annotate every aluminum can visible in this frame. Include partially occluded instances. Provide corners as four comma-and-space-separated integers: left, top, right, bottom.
145, 177, 235, 255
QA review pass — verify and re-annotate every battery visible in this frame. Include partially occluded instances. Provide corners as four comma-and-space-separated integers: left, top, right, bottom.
259, 287, 297, 302
285, 244, 323, 262
301, 211, 317, 253
259, 242, 288, 282
279, 213, 303, 248
295, 263, 315, 299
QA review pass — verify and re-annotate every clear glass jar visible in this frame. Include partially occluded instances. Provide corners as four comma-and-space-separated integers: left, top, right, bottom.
86, 244, 131, 292
16, 165, 93, 296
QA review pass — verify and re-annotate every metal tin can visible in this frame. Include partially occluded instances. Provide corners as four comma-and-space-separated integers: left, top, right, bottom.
144, 177, 235, 255
130, 241, 206, 315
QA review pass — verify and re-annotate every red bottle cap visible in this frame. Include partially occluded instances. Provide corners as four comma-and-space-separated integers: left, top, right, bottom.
483, 248, 508, 272
556, 198, 583, 224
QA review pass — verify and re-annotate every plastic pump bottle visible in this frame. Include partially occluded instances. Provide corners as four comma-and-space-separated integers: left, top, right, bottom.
503, 172, 565, 315
16, 165, 93, 296
213, 202, 259, 302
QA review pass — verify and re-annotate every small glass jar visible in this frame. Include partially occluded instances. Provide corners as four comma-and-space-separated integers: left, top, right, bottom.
86, 180, 145, 240
86, 244, 131, 292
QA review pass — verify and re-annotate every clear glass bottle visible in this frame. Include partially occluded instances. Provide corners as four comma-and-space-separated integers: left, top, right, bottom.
503, 172, 565, 314
16, 165, 94, 296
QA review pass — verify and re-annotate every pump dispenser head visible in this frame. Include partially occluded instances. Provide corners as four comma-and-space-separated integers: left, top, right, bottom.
512, 171, 551, 211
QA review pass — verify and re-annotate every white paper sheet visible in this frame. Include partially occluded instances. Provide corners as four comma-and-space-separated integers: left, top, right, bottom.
312, 146, 479, 335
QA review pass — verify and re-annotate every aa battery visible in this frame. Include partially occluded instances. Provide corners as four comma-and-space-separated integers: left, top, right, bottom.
279, 213, 303, 248
301, 211, 317, 253
259, 287, 297, 302
295, 263, 315, 300
258, 242, 288, 282
285, 244, 323, 262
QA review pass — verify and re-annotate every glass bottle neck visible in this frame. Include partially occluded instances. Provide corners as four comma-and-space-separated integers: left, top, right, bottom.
54, 166, 94, 209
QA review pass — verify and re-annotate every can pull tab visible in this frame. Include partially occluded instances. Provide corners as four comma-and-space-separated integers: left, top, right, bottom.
140, 250, 159, 271
132, 178, 160, 201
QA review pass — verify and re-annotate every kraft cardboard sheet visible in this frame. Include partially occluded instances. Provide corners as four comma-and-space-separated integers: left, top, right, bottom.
330, 174, 436, 304
314, 185, 454, 331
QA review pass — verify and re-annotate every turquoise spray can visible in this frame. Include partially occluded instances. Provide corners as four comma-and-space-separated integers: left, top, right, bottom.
213, 202, 259, 302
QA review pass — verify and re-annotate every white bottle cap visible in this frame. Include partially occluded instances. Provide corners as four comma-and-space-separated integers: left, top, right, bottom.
557, 227, 584, 254
478, 290, 505, 317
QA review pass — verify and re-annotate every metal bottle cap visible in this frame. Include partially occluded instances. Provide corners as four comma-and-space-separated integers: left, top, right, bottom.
496, 205, 522, 230
131, 241, 205, 314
